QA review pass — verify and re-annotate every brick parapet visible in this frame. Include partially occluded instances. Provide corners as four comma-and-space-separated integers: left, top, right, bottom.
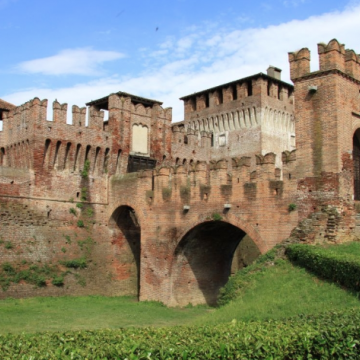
1, 93, 173, 175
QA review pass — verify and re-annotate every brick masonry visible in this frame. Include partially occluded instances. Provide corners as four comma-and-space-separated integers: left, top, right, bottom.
0, 39, 359, 306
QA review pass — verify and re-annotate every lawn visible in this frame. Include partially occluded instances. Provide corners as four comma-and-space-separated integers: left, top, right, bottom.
0, 295, 209, 334
318, 240, 360, 257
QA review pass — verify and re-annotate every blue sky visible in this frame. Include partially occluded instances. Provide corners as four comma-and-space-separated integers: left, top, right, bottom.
1, 0, 359, 122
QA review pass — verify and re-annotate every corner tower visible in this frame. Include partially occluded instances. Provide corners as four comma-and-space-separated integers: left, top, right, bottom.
289, 39, 360, 231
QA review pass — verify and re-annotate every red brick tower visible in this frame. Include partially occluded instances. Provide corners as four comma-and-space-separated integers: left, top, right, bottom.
289, 39, 360, 240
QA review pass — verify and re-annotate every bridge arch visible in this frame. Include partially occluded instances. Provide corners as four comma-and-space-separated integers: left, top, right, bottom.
169, 215, 264, 306
108, 204, 141, 298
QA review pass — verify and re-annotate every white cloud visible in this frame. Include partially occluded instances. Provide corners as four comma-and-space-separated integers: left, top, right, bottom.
3, 3, 360, 123
16, 48, 125, 76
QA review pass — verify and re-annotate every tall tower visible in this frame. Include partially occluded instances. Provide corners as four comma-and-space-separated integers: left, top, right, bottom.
289, 39, 360, 231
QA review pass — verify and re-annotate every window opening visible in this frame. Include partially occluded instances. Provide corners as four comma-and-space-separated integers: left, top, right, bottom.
232, 86, 237, 100
247, 81, 253, 96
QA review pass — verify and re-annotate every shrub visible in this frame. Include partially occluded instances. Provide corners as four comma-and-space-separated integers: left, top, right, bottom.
288, 203, 297, 212
61, 258, 87, 269
286, 243, 360, 292
86, 208, 94, 217
1, 310, 360, 359
35, 275, 46, 287
51, 276, 64, 286
77, 237, 94, 254
212, 213, 222, 221
64, 235, 72, 244
77, 220, 84, 228
69, 207, 77, 216
4, 241, 13, 250
2, 263, 15, 274
80, 187, 87, 201
76, 202, 84, 209
81, 159, 90, 178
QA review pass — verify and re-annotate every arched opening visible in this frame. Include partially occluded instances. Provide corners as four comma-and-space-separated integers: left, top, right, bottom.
103, 148, 110, 173
115, 149, 122, 174
0, 147, 5, 166
74, 143, 82, 171
171, 221, 260, 306
93, 146, 101, 174
353, 129, 360, 200
42, 139, 51, 167
53, 141, 61, 169
109, 206, 141, 298
64, 142, 71, 170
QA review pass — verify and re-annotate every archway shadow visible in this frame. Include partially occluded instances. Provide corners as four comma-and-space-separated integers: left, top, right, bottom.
109, 206, 140, 298
172, 221, 260, 306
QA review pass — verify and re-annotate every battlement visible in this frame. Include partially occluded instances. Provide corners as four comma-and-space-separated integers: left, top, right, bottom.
139, 151, 296, 190
2, 92, 172, 142
2, 97, 107, 131
289, 39, 360, 82
134, 151, 297, 206
180, 71, 294, 122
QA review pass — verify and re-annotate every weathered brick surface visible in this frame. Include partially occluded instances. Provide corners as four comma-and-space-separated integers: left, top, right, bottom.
289, 39, 360, 243
0, 40, 359, 305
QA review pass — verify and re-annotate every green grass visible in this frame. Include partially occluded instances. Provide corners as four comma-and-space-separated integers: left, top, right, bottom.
1, 244, 360, 334
196, 259, 360, 325
319, 241, 360, 257
0, 296, 209, 334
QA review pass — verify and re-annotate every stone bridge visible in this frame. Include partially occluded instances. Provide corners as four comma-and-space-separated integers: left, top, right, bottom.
107, 153, 298, 305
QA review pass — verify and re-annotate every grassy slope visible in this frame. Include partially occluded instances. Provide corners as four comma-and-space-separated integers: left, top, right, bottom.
196, 258, 360, 325
1, 243, 360, 334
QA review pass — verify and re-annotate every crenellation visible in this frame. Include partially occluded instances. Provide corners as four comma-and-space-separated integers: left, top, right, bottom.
195, 94, 207, 111
222, 86, 233, 104
255, 153, 277, 180
72, 105, 86, 127
52, 100, 67, 124
288, 48, 311, 80
345, 49, 360, 81
318, 39, 346, 72
88, 105, 104, 130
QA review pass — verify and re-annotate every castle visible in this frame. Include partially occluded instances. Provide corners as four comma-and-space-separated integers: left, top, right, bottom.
0, 39, 359, 306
